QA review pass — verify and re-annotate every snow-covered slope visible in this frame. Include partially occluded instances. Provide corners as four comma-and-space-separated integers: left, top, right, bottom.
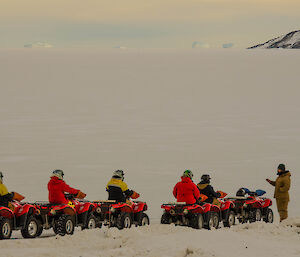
2, 219, 300, 257
248, 30, 300, 49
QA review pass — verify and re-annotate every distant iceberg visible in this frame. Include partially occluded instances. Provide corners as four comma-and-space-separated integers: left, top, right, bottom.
192, 41, 210, 49
24, 42, 53, 48
222, 43, 234, 48
113, 46, 128, 50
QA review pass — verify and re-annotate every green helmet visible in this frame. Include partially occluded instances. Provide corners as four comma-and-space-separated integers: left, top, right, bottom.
183, 170, 193, 179
52, 169, 64, 180
113, 170, 125, 181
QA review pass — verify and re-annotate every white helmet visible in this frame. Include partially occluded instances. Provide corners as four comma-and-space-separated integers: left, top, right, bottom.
113, 170, 124, 181
52, 169, 64, 180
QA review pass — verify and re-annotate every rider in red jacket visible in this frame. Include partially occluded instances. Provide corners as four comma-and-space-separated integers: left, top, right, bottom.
48, 170, 86, 204
173, 170, 201, 204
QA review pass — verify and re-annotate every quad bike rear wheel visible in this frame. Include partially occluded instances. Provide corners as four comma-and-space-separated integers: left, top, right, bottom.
190, 214, 204, 229
116, 213, 132, 230
0, 217, 12, 240
138, 213, 150, 226
55, 215, 75, 236
212, 212, 220, 229
21, 216, 41, 238
223, 211, 236, 228
82, 214, 97, 230
263, 208, 274, 223
161, 213, 172, 224
204, 212, 216, 230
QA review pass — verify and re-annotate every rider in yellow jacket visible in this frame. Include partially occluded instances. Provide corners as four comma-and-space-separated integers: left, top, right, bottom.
0, 172, 14, 207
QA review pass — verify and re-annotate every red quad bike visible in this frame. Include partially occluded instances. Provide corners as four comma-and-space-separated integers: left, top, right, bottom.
93, 200, 149, 230
225, 188, 274, 224
32, 201, 77, 236
160, 201, 221, 230
0, 195, 41, 239
65, 194, 100, 230
216, 191, 237, 228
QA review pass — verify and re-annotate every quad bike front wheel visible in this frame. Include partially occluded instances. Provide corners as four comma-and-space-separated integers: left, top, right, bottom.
21, 216, 41, 238
223, 211, 236, 228
161, 213, 172, 224
0, 217, 12, 240
204, 212, 214, 230
55, 215, 75, 236
250, 209, 262, 223
190, 214, 204, 229
116, 213, 132, 230
263, 208, 274, 223
138, 213, 150, 226
82, 214, 97, 230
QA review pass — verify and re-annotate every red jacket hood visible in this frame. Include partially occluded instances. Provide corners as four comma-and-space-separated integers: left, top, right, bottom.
49, 176, 63, 184
181, 176, 192, 183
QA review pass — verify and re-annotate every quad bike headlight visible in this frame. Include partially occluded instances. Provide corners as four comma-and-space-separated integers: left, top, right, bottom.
110, 207, 116, 213
96, 207, 102, 214
169, 209, 176, 216
183, 209, 189, 215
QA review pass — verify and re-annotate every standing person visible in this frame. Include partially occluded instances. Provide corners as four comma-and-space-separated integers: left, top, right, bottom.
173, 170, 201, 204
197, 174, 221, 206
266, 164, 291, 222
48, 169, 86, 204
106, 170, 140, 202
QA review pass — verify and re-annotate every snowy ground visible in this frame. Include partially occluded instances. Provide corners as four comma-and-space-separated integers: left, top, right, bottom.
2, 219, 300, 257
0, 48, 300, 256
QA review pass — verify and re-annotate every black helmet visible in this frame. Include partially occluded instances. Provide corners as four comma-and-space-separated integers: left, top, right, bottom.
201, 174, 211, 183
236, 188, 246, 197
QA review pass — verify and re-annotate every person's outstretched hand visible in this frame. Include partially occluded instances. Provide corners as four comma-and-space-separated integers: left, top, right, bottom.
266, 178, 271, 183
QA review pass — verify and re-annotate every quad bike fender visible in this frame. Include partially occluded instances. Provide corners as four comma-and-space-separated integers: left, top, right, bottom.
220, 201, 234, 211
78, 205, 95, 225
203, 203, 212, 212
210, 205, 221, 213
118, 206, 132, 213
161, 204, 172, 211
190, 206, 204, 214
51, 205, 76, 216
76, 202, 96, 214
132, 202, 147, 213
0, 206, 14, 219
14, 204, 37, 217
261, 199, 272, 208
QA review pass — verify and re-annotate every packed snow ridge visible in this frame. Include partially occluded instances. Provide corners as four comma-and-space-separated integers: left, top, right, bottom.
248, 30, 300, 49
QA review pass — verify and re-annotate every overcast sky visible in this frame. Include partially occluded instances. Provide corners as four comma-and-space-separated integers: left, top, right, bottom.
1, 0, 300, 48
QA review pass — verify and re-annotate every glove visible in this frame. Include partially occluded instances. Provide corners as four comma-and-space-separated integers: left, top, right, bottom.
217, 191, 227, 198
131, 191, 140, 199
199, 194, 208, 202
266, 179, 271, 183
76, 191, 86, 199
12, 192, 25, 201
